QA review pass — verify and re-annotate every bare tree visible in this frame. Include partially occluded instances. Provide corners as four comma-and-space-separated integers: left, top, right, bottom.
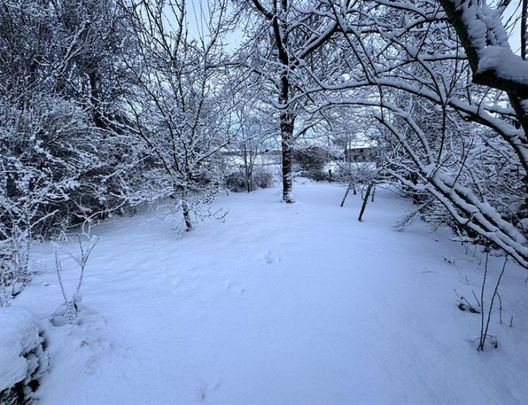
234, 0, 352, 202
116, 0, 239, 231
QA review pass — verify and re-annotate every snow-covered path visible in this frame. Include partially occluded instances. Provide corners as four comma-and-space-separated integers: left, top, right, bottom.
14, 182, 528, 404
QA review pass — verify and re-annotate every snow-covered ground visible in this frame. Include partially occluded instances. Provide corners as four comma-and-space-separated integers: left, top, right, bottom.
7, 181, 528, 404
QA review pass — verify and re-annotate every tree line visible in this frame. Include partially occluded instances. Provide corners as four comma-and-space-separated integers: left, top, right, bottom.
1, 0, 527, 301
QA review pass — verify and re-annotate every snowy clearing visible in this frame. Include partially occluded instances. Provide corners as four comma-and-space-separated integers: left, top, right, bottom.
9, 181, 528, 404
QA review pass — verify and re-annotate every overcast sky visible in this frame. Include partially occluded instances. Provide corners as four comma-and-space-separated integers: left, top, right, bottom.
500, 1, 523, 53
184, 0, 244, 51
182, 0, 523, 54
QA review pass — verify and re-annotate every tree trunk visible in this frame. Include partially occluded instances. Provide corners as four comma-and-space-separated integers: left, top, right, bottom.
181, 188, 193, 232
340, 183, 352, 207
280, 112, 295, 203
88, 70, 105, 130
358, 182, 373, 222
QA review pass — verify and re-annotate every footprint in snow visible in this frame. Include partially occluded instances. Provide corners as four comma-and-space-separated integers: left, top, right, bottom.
197, 381, 221, 401
225, 281, 246, 296
264, 250, 280, 264
170, 276, 181, 288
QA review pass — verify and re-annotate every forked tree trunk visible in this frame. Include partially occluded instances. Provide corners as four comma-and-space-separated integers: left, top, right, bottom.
280, 112, 295, 203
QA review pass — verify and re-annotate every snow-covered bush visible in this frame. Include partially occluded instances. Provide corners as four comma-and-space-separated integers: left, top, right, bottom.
294, 147, 327, 173
0, 307, 49, 404
225, 172, 249, 193
253, 168, 274, 189
0, 0, 142, 300
0, 0, 138, 236
225, 166, 274, 192
293, 147, 330, 180
0, 232, 30, 306
0, 93, 118, 301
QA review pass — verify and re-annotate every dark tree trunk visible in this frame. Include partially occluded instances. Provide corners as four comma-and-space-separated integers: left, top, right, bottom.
89, 70, 106, 130
280, 112, 295, 203
358, 182, 373, 222
340, 183, 352, 207
181, 187, 193, 232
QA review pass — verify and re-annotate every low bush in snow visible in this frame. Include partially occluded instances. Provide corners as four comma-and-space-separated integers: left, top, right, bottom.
293, 147, 328, 173
252, 168, 274, 189
225, 167, 274, 192
293, 148, 339, 182
225, 172, 249, 193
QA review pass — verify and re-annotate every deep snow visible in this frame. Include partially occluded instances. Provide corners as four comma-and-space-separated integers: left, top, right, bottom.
5, 181, 528, 404
0, 307, 46, 392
